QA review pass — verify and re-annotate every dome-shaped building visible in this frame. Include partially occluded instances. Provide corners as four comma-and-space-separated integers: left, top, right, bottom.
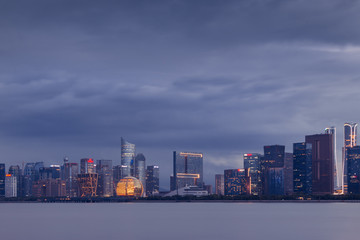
116, 176, 143, 197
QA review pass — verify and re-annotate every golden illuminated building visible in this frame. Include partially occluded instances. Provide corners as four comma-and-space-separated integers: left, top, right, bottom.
116, 176, 143, 197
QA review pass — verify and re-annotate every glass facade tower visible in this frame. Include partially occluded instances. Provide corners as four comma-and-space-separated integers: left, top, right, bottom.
121, 138, 136, 178
244, 153, 262, 195
293, 142, 312, 195
135, 153, 146, 195
343, 123, 358, 194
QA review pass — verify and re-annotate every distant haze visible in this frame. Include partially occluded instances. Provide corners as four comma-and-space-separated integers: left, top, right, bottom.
1, 0, 360, 189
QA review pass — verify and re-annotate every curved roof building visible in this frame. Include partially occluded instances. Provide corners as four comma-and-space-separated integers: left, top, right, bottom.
116, 176, 143, 197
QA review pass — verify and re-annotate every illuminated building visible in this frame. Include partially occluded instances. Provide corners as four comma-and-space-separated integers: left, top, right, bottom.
78, 173, 98, 197
293, 142, 312, 195
164, 185, 208, 197
172, 151, 203, 191
23, 162, 44, 196
244, 153, 262, 195
135, 153, 146, 195
284, 153, 293, 195
80, 158, 95, 174
215, 174, 224, 195
265, 167, 284, 195
224, 169, 251, 196
32, 179, 66, 197
113, 165, 127, 185
61, 160, 79, 197
116, 176, 143, 197
5, 174, 17, 197
96, 160, 113, 197
146, 165, 159, 196
343, 123, 358, 194
325, 127, 339, 191
8, 165, 22, 197
305, 134, 334, 195
346, 146, 360, 194
121, 138, 136, 178
0, 163, 5, 197
262, 145, 285, 168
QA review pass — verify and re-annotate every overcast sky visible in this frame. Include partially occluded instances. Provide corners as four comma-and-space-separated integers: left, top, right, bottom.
1, 0, 360, 189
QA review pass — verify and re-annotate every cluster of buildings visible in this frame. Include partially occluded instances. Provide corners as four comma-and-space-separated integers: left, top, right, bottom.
0, 138, 159, 198
1, 123, 360, 199
213, 123, 360, 197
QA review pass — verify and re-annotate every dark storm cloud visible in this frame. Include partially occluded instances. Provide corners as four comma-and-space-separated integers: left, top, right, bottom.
1, 0, 360, 187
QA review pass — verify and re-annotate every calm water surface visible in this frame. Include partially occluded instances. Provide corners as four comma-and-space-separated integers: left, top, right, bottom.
0, 202, 359, 240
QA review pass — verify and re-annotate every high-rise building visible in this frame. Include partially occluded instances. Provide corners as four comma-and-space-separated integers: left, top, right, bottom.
215, 174, 224, 195
0, 164, 6, 197
343, 123, 358, 194
80, 158, 95, 174
135, 153, 146, 195
146, 165, 159, 196
305, 134, 334, 195
8, 165, 22, 197
262, 145, 285, 195
172, 151, 203, 191
5, 174, 17, 198
325, 127, 338, 191
32, 179, 66, 197
244, 153, 262, 195
224, 169, 251, 196
96, 160, 113, 197
284, 152, 293, 195
61, 160, 79, 197
265, 167, 284, 195
346, 146, 360, 194
293, 142, 312, 195
121, 138, 136, 178
39, 166, 61, 180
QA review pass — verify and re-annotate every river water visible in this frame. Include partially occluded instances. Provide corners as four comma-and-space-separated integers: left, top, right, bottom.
0, 202, 358, 240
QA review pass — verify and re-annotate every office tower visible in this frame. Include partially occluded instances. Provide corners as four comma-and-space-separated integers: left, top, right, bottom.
284, 153, 293, 195
263, 145, 285, 168
265, 168, 284, 195
244, 153, 262, 195
39, 166, 61, 180
5, 174, 17, 197
116, 176, 143, 197
96, 160, 113, 197
293, 142, 312, 195
146, 165, 159, 196
325, 127, 338, 191
61, 160, 79, 197
78, 173, 98, 197
0, 164, 5, 197
224, 169, 251, 195
113, 165, 126, 183
23, 163, 35, 196
346, 146, 360, 194
8, 165, 22, 197
215, 174, 224, 195
80, 158, 95, 174
32, 179, 66, 197
172, 151, 203, 191
135, 153, 146, 195
262, 145, 285, 195
305, 134, 334, 195
343, 123, 358, 194
121, 137, 136, 178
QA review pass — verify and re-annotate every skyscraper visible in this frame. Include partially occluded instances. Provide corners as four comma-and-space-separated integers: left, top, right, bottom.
0, 163, 5, 197
305, 134, 334, 195
8, 165, 22, 197
5, 174, 17, 198
215, 174, 224, 195
284, 152, 293, 195
96, 160, 113, 197
244, 153, 262, 195
121, 138, 136, 178
224, 169, 251, 196
325, 126, 338, 191
262, 145, 285, 195
265, 167, 284, 195
135, 153, 146, 195
146, 165, 159, 196
343, 123, 358, 194
172, 151, 203, 191
346, 146, 360, 194
293, 142, 312, 195
263, 145, 285, 168
80, 158, 95, 174
61, 160, 79, 197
